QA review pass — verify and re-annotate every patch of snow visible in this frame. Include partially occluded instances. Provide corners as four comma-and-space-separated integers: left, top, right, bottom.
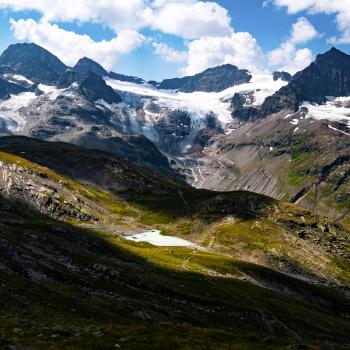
38, 84, 57, 94
143, 110, 160, 143
328, 125, 350, 136
125, 229, 200, 248
294, 127, 299, 133
95, 99, 120, 109
302, 97, 350, 126
105, 73, 287, 127
0, 92, 37, 132
38, 85, 75, 101
290, 119, 299, 125
11, 75, 34, 85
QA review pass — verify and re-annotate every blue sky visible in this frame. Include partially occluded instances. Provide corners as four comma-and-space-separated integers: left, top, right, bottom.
0, 0, 349, 81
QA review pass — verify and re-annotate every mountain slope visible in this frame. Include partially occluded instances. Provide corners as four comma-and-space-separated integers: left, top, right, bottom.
0, 43, 68, 84
262, 47, 350, 116
1, 194, 350, 349
0, 137, 349, 348
73, 57, 108, 77
0, 135, 349, 288
193, 48, 350, 220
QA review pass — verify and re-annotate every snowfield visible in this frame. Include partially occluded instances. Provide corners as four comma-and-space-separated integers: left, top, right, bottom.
105, 74, 287, 126
0, 92, 37, 132
0, 72, 288, 140
125, 229, 200, 248
303, 96, 350, 125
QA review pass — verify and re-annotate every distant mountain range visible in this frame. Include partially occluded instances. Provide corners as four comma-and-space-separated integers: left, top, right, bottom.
1, 42, 350, 219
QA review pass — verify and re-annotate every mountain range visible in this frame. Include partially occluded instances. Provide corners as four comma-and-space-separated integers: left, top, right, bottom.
0, 42, 350, 349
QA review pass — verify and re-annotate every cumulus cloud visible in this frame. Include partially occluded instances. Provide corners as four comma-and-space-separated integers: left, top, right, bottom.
183, 32, 266, 75
268, 17, 319, 74
1, 0, 235, 68
152, 42, 188, 63
0, 0, 324, 76
0, 0, 149, 31
269, 0, 350, 44
10, 18, 144, 69
0, 0, 232, 40
148, 1, 232, 39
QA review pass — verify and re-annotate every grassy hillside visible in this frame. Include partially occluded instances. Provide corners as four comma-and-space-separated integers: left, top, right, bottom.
0, 137, 349, 348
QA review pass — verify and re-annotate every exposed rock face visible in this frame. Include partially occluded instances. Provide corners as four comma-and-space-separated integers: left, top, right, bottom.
155, 64, 252, 92
73, 57, 108, 77
0, 77, 30, 99
109, 71, 145, 84
56, 70, 85, 88
0, 159, 97, 221
231, 92, 259, 122
273, 71, 292, 82
0, 43, 67, 84
78, 73, 122, 104
262, 48, 350, 115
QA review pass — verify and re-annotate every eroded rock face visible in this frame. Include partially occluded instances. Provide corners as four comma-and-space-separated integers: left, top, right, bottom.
78, 73, 122, 104
0, 160, 98, 221
273, 71, 292, 82
0, 78, 33, 99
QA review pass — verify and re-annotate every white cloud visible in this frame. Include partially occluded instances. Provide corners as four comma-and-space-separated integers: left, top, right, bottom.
183, 32, 266, 75
0, 0, 149, 31
269, 0, 350, 44
0, 0, 232, 40
280, 48, 314, 74
1, 0, 235, 68
289, 16, 319, 44
268, 17, 318, 74
10, 18, 144, 69
148, 1, 232, 39
0, 0, 325, 77
152, 42, 187, 63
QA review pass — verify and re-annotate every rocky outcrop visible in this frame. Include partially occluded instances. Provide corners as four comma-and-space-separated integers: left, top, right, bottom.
231, 92, 259, 122
273, 71, 292, 82
0, 77, 30, 99
109, 71, 145, 84
154, 64, 252, 93
0, 159, 98, 221
78, 72, 122, 104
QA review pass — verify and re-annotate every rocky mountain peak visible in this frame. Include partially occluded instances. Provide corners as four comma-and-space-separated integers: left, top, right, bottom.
261, 47, 350, 116
78, 72, 122, 104
0, 43, 67, 84
155, 63, 252, 93
73, 57, 108, 77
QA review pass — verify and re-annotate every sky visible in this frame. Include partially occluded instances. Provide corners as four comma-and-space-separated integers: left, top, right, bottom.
0, 0, 349, 81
